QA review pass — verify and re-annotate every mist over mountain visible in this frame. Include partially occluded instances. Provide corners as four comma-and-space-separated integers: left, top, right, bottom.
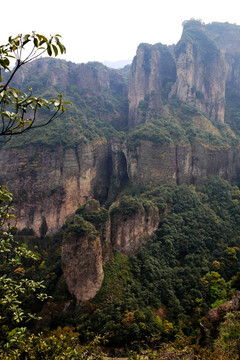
102, 59, 132, 68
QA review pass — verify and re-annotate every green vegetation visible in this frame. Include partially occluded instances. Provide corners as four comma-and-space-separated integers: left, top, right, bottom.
3, 22, 240, 359
0, 33, 69, 142
1, 58, 128, 149
110, 195, 142, 217
127, 100, 236, 150
60, 178, 240, 354
176, 20, 220, 65
3, 177, 240, 356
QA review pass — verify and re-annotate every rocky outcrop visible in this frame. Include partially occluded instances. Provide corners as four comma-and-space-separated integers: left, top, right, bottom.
109, 199, 159, 254
10, 58, 129, 130
123, 140, 240, 186
1, 136, 240, 237
169, 22, 226, 122
62, 231, 104, 303
61, 198, 159, 302
0, 141, 110, 235
204, 291, 240, 337
127, 22, 240, 128
206, 22, 240, 84
128, 43, 176, 128
61, 200, 113, 303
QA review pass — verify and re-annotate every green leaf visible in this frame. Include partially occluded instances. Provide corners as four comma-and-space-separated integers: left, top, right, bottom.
52, 44, 58, 57
58, 41, 66, 54
33, 37, 39, 48
47, 44, 52, 56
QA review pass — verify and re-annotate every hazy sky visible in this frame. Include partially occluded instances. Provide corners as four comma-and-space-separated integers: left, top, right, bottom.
2, 0, 240, 64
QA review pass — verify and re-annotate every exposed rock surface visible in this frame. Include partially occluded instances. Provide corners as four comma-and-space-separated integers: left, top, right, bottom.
2, 21, 240, 303
204, 291, 240, 337
62, 232, 104, 303
123, 140, 240, 186
1, 137, 240, 235
128, 21, 240, 127
169, 22, 226, 122
0, 141, 110, 235
128, 43, 176, 128
61, 198, 159, 302
109, 201, 159, 254
2, 21, 240, 235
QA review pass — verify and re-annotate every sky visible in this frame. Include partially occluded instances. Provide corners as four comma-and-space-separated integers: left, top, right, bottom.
2, 0, 240, 65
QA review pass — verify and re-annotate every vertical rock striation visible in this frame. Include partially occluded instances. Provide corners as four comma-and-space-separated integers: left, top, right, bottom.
169, 21, 226, 122
0, 141, 110, 235
128, 43, 176, 128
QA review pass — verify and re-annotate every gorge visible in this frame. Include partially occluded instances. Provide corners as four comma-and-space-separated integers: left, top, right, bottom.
2, 20, 240, 355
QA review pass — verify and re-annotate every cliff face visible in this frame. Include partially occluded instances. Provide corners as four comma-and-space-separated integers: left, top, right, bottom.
128, 43, 176, 128
109, 200, 159, 254
62, 232, 104, 303
0, 141, 110, 235
2, 22, 240, 235
2, 137, 239, 236
123, 140, 240, 186
2, 21, 240, 303
61, 199, 159, 302
10, 58, 129, 131
169, 22, 226, 122
128, 22, 240, 127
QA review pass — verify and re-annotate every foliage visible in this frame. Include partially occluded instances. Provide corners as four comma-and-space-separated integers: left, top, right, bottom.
0, 32, 70, 141
214, 312, 240, 359
176, 20, 220, 65
72, 178, 240, 349
110, 195, 142, 218
0, 326, 105, 359
0, 186, 49, 349
127, 100, 235, 150
76, 199, 108, 229
63, 214, 97, 239
0, 32, 71, 354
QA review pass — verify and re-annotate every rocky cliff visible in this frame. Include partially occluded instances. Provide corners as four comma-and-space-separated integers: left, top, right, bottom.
2, 21, 240, 234
2, 21, 240, 303
128, 43, 176, 128
123, 140, 240, 186
169, 21, 226, 122
0, 140, 111, 235
128, 21, 240, 128
61, 198, 159, 302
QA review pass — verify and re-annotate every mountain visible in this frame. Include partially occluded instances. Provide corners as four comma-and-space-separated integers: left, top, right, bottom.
2, 21, 240, 352
1, 20, 240, 236
102, 59, 132, 68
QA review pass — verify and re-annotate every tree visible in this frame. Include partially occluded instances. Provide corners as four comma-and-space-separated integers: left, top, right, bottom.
0, 33, 69, 353
0, 185, 49, 351
215, 312, 240, 359
0, 32, 70, 141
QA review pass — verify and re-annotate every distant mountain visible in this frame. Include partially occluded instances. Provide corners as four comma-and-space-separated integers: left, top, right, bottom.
103, 59, 132, 68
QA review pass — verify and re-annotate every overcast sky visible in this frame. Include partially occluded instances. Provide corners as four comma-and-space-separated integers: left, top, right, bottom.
2, 0, 240, 64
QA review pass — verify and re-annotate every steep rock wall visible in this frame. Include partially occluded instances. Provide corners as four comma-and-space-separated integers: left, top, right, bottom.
128, 43, 176, 128
123, 140, 240, 186
62, 232, 104, 303
10, 58, 129, 130
109, 202, 159, 254
0, 141, 110, 235
170, 24, 226, 122
61, 199, 159, 302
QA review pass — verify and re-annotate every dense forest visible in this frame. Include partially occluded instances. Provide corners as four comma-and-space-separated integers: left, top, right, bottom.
2, 21, 240, 359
